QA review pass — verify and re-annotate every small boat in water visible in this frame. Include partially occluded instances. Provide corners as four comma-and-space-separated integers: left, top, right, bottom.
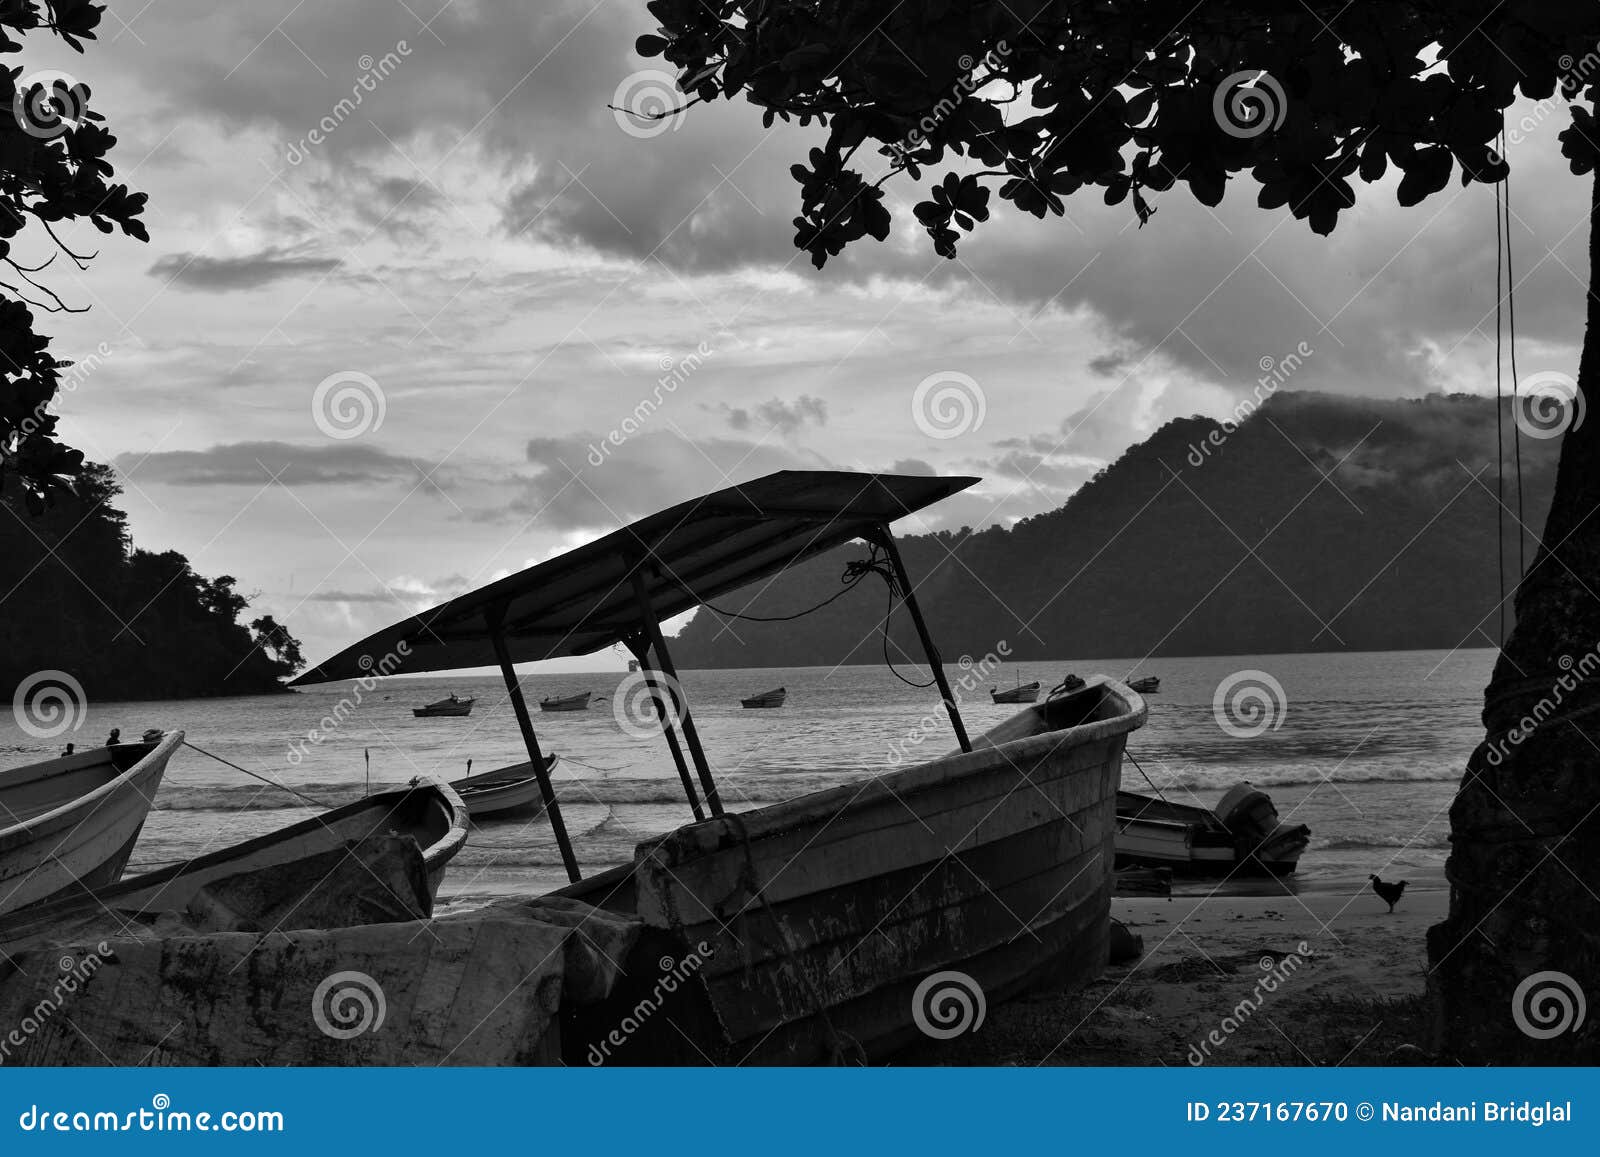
740, 686, 786, 708
991, 679, 1040, 704
540, 691, 593, 712
0, 779, 468, 938
1114, 784, 1309, 876
413, 693, 474, 717
451, 755, 558, 820
0, 732, 183, 915
1128, 676, 1160, 694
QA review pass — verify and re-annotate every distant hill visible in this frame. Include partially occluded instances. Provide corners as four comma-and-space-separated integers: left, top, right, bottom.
671, 392, 1554, 667
0, 464, 301, 702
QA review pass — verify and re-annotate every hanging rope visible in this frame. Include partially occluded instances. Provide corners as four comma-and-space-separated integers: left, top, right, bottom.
181, 740, 333, 809
692, 551, 876, 622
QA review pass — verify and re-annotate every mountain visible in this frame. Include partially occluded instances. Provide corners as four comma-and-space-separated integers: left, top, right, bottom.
671, 392, 1555, 668
0, 464, 302, 703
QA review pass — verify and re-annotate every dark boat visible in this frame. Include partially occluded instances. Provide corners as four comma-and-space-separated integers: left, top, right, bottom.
293, 471, 1146, 1064
991, 680, 1040, 704
740, 686, 786, 708
1128, 676, 1160, 694
451, 755, 558, 820
1114, 784, 1309, 876
413, 693, 474, 717
540, 691, 593, 712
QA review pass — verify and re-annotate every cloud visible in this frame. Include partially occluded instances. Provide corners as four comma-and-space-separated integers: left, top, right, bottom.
715, 394, 828, 434
147, 247, 341, 292
119, 441, 446, 488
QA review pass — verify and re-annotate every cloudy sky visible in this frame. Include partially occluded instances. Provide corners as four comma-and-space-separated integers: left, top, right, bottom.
22, 1, 1596, 668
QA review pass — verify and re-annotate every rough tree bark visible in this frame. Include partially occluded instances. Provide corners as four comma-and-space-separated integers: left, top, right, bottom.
1427, 167, 1600, 1063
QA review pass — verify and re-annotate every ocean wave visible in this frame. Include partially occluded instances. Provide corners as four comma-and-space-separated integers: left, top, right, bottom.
1138, 767, 1461, 791
1314, 835, 1451, 851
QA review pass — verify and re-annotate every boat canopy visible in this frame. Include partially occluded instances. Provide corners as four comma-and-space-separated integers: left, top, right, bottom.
291, 471, 976, 684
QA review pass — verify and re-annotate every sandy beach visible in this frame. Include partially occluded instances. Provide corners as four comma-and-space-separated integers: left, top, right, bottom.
911, 878, 1447, 1066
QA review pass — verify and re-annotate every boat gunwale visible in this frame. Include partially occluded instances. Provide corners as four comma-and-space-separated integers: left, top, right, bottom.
0, 731, 184, 849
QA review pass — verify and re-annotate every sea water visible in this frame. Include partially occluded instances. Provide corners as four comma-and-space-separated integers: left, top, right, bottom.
0, 648, 1490, 908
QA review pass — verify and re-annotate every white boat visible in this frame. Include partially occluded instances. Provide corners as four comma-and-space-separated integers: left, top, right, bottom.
540, 691, 592, 712
1115, 784, 1310, 876
0, 732, 182, 915
451, 756, 558, 820
413, 693, 474, 717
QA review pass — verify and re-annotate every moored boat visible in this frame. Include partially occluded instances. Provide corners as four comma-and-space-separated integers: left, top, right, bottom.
0, 731, 183, 915
540, 690, 592, 712
991, 679, 1040, 704
413, 693, 474, 717
1128, 676, 1160, 693
740, 686, 786, 708
1114, 784, 1309, 876
451, 755, 558, 820
293, 470, 1145, 1064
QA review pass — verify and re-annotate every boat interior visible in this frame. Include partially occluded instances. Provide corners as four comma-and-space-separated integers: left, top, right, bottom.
0, 742, 157, 828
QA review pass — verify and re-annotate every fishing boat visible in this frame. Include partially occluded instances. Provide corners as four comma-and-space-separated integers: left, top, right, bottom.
1114, 784, 1309, 876
540, 690, 592, 712
740, 686, 786, 708
293, 470, 1146, 1064
0, 731, 183, 915
413, 693, 474, 717
1128, 676, 1160, 694
0, 779, 468, 940
991, 679, 1040, 704
451, 755, 559, 820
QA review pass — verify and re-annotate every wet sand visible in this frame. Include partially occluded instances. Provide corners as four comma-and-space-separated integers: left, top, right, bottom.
910, 878, 1446, 1066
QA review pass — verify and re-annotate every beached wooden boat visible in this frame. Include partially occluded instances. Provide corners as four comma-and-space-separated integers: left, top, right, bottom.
1115, 784, 1309, 876
451, 755, 558, 820
1128, 676, 1160, 694
0, 779, 468, 940
413, 693, 474, 717
540, 691, 592, 712
294, 471, 1144, 1064
991, 679, 1040, 704
740, 686, 786, 708
0, 731, 183, 915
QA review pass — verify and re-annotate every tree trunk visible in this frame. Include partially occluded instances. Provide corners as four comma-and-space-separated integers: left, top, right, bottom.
1426, 168, 1600, 1062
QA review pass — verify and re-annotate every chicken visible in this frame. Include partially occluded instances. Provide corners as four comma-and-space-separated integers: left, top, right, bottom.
1369, 873, 1408, 913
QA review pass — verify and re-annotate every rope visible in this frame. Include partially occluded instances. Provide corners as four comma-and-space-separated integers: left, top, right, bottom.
695, 558, 873, 622
181, 740, 333, 809
1494, 162, 1507, 645
1124, 750, 1166, 802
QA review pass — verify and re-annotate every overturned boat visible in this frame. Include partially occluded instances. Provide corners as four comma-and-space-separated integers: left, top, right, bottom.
0, 731, 183, 915
1115, 783, 1310, 877
294, 471, 1146, 1064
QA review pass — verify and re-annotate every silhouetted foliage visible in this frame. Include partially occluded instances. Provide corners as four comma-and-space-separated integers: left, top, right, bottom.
1, 2, 148, 511
0, 464, 301, 700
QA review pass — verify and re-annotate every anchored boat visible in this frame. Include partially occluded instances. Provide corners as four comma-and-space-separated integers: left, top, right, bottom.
413, 693, 474, 717
1128, 676, 1160, 694
0, 732, 183, 915
451, 755, 558, 820
540, 691, 592, 712
1115, 784, 1310, 876
740, 686, 786, 708
991, 679, 1040, 704
293, 470, 1145, 1064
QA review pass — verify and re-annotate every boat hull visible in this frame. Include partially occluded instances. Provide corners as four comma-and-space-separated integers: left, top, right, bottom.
740, 688, 786, 708
1114, 791, 1307, 877
413, 702, 473, 717
451, 757, 556, 820
566, 676, 1145, 1064
540, 693, 592, 712
0, 732, 183, 915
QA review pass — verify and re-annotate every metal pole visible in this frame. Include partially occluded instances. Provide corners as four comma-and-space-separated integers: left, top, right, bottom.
874, 526, 972, 753
630, 565, 724, 816
624, 634, 705, 821
485, 607, 580, 882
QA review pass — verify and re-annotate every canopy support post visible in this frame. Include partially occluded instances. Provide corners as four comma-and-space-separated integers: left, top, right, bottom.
873, 525, 972, 753
630, 565, 724, 817
485, 606, 581, 882
624, 633, 705, 821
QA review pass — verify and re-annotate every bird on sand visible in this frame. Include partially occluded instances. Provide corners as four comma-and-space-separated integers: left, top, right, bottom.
1369, 873, 1408, 913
